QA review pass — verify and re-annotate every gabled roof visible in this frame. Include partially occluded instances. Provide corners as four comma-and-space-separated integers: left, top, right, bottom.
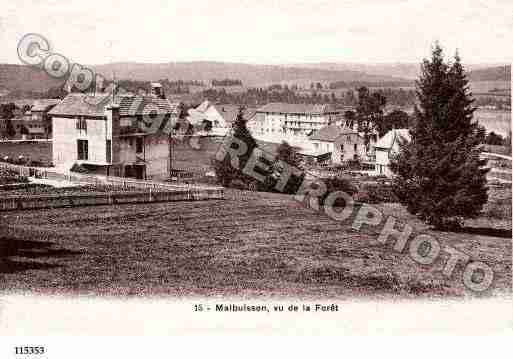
48, 93, 181, 118
309, 125, 358, 142
191, 101, 256, 124
256, 103, 337, 115
374, 129, 410, 149
31, 99, 61, 112
48, 94, 106, 117
195, 100, 211, 113
215, 105, 256, 124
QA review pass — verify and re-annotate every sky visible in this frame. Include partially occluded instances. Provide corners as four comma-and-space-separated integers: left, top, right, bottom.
0, 0, 512, 65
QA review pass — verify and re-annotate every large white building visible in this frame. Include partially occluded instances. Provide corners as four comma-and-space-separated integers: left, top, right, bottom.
248, 103, 343, 147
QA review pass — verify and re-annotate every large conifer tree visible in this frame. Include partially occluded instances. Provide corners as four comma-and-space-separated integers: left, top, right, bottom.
390, 43, 489, 229
213, 106, 258, 188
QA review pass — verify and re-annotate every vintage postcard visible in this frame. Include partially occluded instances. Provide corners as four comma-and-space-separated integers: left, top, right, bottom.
0, 0, 511, 355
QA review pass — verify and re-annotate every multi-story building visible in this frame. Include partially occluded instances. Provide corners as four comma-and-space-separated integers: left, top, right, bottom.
48, 88, 181, 179
248, 103, 343, 146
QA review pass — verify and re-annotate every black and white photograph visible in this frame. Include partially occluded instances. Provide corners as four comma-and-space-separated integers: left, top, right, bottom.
0, 0, 511, 354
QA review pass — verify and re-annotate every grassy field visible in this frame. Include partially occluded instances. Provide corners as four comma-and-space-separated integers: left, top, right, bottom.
0, 187, 510, 298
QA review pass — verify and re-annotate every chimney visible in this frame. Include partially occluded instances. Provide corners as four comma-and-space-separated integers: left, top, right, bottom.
94, 75, 104, 95
104, 103, 120, 164
151, 82, 165, 99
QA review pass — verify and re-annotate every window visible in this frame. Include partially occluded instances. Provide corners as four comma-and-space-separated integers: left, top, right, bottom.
354, 143, 357, 152
135, 137, 143, 153
77, 139, 88, 160
76, 117, 87, 131
106, 139, 112, 163
340, 144, 344, 152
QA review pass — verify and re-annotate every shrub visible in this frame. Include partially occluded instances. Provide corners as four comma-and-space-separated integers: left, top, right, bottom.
70, 163, 89, 173
0, 168, 29, 185
357, 182, 398, 204
317, 177, 358, 207
229, 178, 258, 191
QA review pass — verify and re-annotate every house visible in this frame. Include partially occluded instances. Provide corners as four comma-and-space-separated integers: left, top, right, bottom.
5, 110, 48, 140
1, 99, 59, 140
48, 91, 181, 179
308, 125, 367, 165
30, 99, 61, 138
308, 125, 341, 154
248, 103, 343, 145
374, 128, 410, 177
188, 100, 256, 136
332, 129, 367, 164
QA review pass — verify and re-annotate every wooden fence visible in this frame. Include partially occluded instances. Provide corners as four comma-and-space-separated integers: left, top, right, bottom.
0, 161, 225, 211
0, 189, 224, 211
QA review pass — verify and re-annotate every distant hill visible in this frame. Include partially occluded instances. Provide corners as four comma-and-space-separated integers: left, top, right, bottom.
0, 62, 411, 95
288, 63, 511, 82
1, 62, 509, 97
91, 61, 412, 87
468, 65, 511, 82
0, 64, 63, 93
286, 62, 422, 80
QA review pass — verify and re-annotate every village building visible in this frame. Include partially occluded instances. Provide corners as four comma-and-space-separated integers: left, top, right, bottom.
29, 99, 61, 139
373, 128, 410, 177
1, 99, 59, 140
48, 86, 181, 179
187, 100, 256, 136
308, 125, 367, 165
248, 103, 343, 146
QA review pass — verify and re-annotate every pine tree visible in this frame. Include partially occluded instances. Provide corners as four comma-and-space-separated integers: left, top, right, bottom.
356, 87, 386, 150
5, 119, 16, 138
213, 106, 258, 188
390, 43, 489, 230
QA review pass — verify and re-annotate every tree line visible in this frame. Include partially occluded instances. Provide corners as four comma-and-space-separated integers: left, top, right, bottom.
201, 86, 417, 107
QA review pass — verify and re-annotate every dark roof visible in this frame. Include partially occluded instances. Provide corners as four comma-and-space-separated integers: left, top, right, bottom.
31, 99, 61, 112
118, 96, 181, 117
256, 103, 338, 115
48, 93, 181, 118
309, 125, 357, 142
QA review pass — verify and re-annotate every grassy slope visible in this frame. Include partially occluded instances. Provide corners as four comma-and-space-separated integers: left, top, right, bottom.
0, 189, 510, 298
